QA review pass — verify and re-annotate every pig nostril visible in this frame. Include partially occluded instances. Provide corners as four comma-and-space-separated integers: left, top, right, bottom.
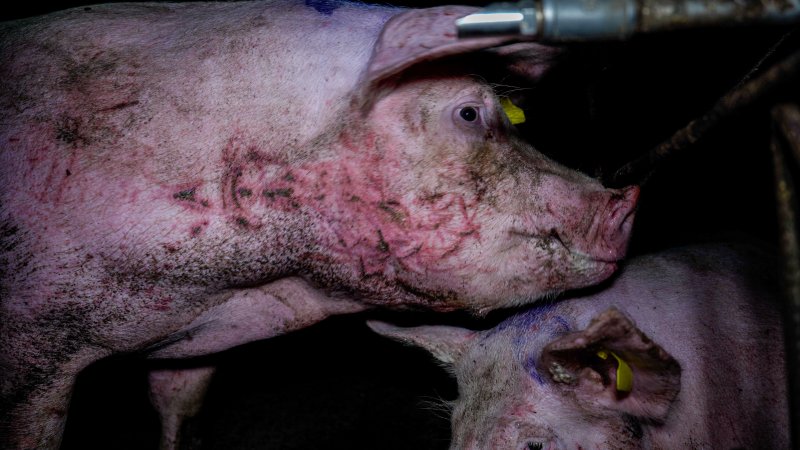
622, 185, 640, 204
548, 228, 565, 246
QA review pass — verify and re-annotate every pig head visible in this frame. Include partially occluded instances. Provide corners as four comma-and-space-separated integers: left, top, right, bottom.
283, 7, 639, 314
370, 245, 788, 449
371, 310, 681, 449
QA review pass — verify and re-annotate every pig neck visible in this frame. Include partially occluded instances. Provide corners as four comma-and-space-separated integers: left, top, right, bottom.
204, 113, 427, 307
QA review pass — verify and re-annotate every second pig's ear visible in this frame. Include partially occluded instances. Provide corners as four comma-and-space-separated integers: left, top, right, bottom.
361, 7, 559, 89
367, 320, 475, 366
540, 308, 681, 422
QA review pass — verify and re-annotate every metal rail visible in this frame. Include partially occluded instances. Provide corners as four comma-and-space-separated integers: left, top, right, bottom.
773, 104, 800, 449
456, 0, 800, 41
611, 48, 800, 187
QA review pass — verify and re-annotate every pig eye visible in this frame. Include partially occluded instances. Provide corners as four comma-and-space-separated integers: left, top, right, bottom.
453, 104, 485, 129
525, 443, 543, 450
459, 106, 478, 122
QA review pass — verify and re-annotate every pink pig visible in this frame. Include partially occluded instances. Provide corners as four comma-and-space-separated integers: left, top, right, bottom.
0, 1, 637, 448
371, 244, 788, 449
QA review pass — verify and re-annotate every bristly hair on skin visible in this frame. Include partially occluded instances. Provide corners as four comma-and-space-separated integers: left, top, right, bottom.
489, 81, 533, 98
419, 394, 456, 422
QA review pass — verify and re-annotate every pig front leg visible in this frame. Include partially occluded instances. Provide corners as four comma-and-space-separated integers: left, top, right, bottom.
0, 344, 109, 450
142, 277, 367, 448
0, 374, 76, 450
149, 366, 215, 450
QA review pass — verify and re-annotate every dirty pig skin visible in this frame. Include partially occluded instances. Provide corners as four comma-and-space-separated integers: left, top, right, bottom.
0, 1, 638, 448
372, 244, 787, 449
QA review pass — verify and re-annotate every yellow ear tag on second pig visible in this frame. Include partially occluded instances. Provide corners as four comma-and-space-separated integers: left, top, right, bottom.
500, 97, 526, 125
596, 349, 634, 393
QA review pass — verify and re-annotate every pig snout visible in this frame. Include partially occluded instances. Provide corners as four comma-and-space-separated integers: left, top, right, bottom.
593, 185, 639, 262
560, 184, 639, 264
536, 182, 639, 265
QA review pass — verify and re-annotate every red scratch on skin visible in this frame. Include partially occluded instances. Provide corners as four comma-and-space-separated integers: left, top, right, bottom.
168, 182, 213, 212
216, 134, 287, 227
208, 128, 483, 278
189, 220, 209, 238
148, 295, 173, 312
35, 145, 78, 204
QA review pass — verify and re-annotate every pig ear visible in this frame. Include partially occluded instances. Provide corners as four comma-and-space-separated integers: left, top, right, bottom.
363, 7, 558, 88
367, 320, 475, 365
540, 308, 681, 422
484, 42, 564, 83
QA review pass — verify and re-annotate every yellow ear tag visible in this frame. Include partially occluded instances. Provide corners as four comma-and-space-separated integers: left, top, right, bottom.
500, 97, 526, 125
596, 349, 633, 393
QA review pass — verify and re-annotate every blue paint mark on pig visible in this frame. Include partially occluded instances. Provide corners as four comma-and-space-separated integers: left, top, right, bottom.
523, 354, 545, 385
488, 301, 557, 338
306, 0, 341, 15
553, 315, 571, 333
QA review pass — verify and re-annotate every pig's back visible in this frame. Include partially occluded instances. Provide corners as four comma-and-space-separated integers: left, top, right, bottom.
0, 0, 395, 196
0, 1, 396, 309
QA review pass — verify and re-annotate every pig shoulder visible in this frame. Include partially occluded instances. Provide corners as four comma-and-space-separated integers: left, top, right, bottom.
0, 0, 397, 312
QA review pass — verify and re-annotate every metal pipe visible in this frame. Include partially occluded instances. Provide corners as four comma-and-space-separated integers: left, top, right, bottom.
456, 0, 800, 42
772, 104, 800, 450
610, 48, 800, 187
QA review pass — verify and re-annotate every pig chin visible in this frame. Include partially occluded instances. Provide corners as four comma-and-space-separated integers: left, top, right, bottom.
542, 243, 622, 291
470, 241, 619, 313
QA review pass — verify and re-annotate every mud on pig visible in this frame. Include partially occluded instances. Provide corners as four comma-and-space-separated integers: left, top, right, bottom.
372, 244, 787, 449
0, 1, 638, 448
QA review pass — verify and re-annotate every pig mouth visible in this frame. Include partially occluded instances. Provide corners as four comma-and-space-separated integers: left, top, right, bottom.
509, 228, 622, 264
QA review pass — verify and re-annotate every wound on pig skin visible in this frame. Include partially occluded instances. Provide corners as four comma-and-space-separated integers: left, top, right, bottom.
263, 188, 293, 200
376, 229, 389, 253
549, 362, 575, 384
173, 187, 196, 201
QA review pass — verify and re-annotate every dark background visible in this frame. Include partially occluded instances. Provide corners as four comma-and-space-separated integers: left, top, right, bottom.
4, 1, 798, 448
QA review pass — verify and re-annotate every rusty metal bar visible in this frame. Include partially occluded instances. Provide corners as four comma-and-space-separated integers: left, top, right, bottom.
611, 47, 800, 187
456, 0, 800, 41
639, 0, 800, 33
772, 103, 800, 450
